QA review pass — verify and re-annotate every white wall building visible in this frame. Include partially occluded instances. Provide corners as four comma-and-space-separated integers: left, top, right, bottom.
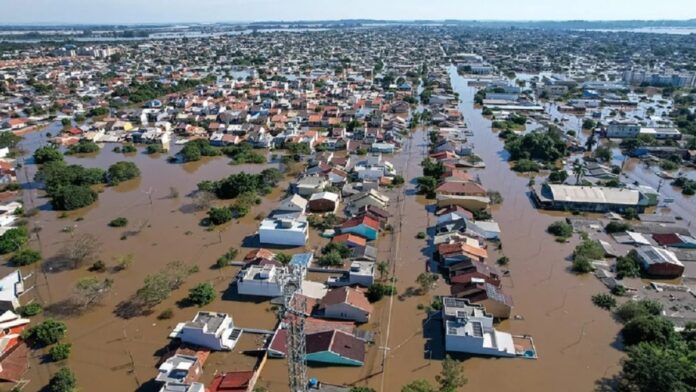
443, 297, 515, 357
258, 217, 308, 246
170, 311, 241, 351
236, 264, 286, 297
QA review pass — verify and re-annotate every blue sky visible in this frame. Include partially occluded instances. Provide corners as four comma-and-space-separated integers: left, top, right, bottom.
0, 0, 693, 24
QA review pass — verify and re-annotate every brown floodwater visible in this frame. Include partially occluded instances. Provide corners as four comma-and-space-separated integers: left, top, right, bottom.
253, 66, 627, 392
10, 65, 632, 391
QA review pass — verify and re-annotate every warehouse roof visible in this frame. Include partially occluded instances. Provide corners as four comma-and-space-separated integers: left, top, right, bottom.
547, 184, 639, 206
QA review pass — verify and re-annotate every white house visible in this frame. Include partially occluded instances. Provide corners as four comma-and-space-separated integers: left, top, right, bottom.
259, 217, 308, 246
443, 297, 515, 357
169, 311, 242, 351
0, 270, 24, 312
0, 201, 20, 227
236, 264, 286, 297
327, 261, 375, 288
319, 286, 373, 323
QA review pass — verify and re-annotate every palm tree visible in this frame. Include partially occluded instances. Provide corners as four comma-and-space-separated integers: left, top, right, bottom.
572, 160, 586, 184
377, 261, 389, 281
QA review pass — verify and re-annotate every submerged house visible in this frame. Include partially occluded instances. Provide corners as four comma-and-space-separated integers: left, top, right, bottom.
451, 280, 513, 319
339, 216, 380, 241
305, 330, 365, 366
532, 184, 647, 213
442, 297, 515, 357
169, 311, 242, 351
258, 217, 308, 246
636, 246, 685, 278
318, 286, 373, 323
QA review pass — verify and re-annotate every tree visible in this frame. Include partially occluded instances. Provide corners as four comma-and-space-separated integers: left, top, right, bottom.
349, 387, 376, 392
108, 217, 128, 227
615, 299, 663, 323
415, 272, 437, 295
11, 248, 41, 266
23, 319, 67, 346
48, 367, 77, 392
51, 185, 98, 210
592, 293, 617, 310
74, 277, 113, 308
0, 227, 29, 254
60, 233, 101, 269
401, 380, 436, 392
65, 140, 99, 155
595, 146, 613, 162
616, 250, 641, 278
367, 283, 395, 303
135, 261, 195, 308
377, 261, 389, 280
605, 221, 631, 233
17, 303, 43, 317
437, 355, 468, 392
572, 160, 586, 184
188, 283, 216, 306
572, 255, 593, 273
618, 342, 696, 392
621, 315, 677, 346
106, 161, 140, 185
0, 132, 22, 149
548, 170, 568, 183
274, 253, 292, 265
34, 146, 64, 164
207, 207, 233, 225
318, 251, 343, 267
547, 221, 573, 237
49, 343, 72, 361
416, 176, 438, 197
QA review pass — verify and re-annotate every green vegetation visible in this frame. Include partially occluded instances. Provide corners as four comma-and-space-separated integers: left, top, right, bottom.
592, 293, 617, 310
511, 159, 541, 172
401, 379, 436, 392
307, 213, 340, 231
391, 175, 405, 186
621, 315, 676, 346
34, 161, 106, 210
547, 221, 573, 238
146, 144, 165, 154
318, 251, 344, 267
504, 128, 567, 162
65, 140, 99, 155
198, 169, 281, 199
492, 114, 526, 131
671, 177, 696, 196
187, 282, 216, 306
350, 387, 376, 392
416, 176, 438, 198
17, 303, 43, 317
49, 343, 72, 361
22, 319, 67, 346
367, 283, 396, 303
274, 253, 292, 265
0, 227, 29, 254
222, 143, 266, 164
216, 247, 238, 269
594, 145, 613, 162
582, 119, 597, 129
616, 250, 641, 279
111, 76, 215, 105
48, 367, 77, 392
615, 299, 663, 323
207, 207, 233, 225
51, 185, 98, 210
10, 248, 41, 266
437, 355, 468, 392
180, 139, 222, 162
0, 132, 21, 149
416, 272, 438, 295
134, 261, 197, 309
416, 231, 426, 239
33, 146, 64, 164
106, 161, 140, 185
108, 217, 128, 227
496, 256, 510, 266
605, 221, 631, 233
120, 144, 137, 153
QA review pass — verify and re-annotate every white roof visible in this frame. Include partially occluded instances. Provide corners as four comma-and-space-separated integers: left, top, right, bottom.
637, 246, 683, 267
309, 192, 340, 202
548, 185, 639, 206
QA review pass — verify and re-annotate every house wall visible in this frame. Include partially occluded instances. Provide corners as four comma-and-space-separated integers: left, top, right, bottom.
237, 280, 284, 297
259, 227, 307, 246
645, 263, 684, 278
308, 199, 338, 213
305, 351, 363, 366
180, 326, 226, 350
324, 303, 369, 323
445, 334, 514, 357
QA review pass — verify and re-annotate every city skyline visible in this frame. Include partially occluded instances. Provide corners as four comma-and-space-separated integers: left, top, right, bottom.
0, 0, 695, 25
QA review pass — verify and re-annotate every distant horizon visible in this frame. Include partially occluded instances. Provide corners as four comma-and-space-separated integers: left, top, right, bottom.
1, 18, 696, 28
1, 0, 694, 25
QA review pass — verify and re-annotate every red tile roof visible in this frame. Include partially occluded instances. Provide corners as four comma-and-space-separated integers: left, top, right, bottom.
210, 371, 255, 392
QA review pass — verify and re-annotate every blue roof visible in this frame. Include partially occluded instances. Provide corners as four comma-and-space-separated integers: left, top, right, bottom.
290, 253, 314, 267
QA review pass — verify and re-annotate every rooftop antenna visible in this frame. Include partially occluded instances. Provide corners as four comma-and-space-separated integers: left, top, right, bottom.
282, 266, 307, 392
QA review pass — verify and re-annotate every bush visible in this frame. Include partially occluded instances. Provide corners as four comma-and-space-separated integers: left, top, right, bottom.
106, 161, 140, 185
572, 255, 593, 273
146, 144, 165, 154
180, 139, 221, 162
49, 367, 77, 392
0, 227, 29, 254
65, 140, 99, 155
547, 221, 572, 237
496, 256, 510, 266
548, 170, 568, 183
318, 251, 343, 267
616, 250, 641, 278
416, 231, 426, 239
591, 293, 617, 310
158, 308, 174, 320
392, 175, 405, 186
621, 315, 676, 346
23, 319, 67, 346
108, 217, 128, 227
216, 248, 238, 269
34, 146, 64, 164
512, 159, 540, 172
187, 283, 216, 307
573, 239, 605, 260
207, 207, 233, 225
51, 185, 98, 210
615, 299, 663, 323
120, 144, 137, 153
605, 221, 631, 233
17, 303, 43, 317
49, 343, 72, 361
367, 283, 396, 303
11, 248, 41, 266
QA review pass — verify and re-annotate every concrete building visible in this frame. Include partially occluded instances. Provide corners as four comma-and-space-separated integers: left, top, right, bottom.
236, 264, 286, 297
258, 217, 308, 246
533, 184, 646, 213
0, 271, 24, 312
442, 297, 515, 357
170, 312, 242, 351
327, 261, 375, 288
319, 286, 373, 323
